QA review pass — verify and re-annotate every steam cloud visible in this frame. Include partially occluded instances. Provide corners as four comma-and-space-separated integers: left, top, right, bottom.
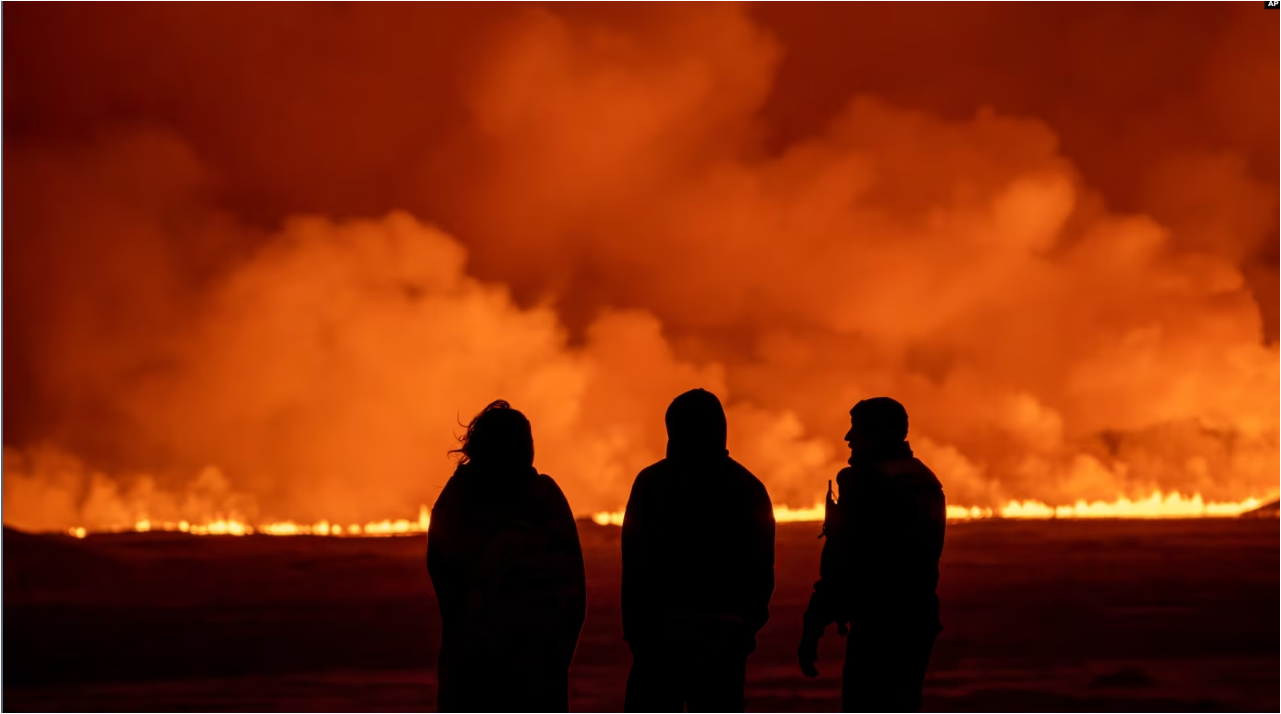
4, 5, 1277, 529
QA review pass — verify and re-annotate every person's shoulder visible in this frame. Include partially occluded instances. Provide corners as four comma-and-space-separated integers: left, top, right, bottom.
633, 459, 670, 485
726, 458, 772, 500
622, 461, 668, 509
532, 471, 571, 502
885, 458, 943, 494
725, 456, 759, 482
431, 468, 466, 510
427, 469, 468, 539
638, 459, 667, 476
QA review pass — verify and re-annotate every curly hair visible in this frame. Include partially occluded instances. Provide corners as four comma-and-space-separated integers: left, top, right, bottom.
449, 399, 535, 467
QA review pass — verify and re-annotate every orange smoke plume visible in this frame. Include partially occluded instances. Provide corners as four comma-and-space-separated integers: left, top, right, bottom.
3, 5, 1277, 532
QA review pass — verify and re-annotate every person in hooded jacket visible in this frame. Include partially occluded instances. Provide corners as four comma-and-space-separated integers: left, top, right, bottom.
427, 400, 587, 712
797, 397, 946, 712
622, 388, 776, 712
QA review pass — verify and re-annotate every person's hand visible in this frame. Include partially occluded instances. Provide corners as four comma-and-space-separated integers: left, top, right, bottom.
797, 631, 820, 678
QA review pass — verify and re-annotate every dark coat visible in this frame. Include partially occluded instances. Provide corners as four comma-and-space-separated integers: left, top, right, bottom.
805, 442, 946, 635
427, 463, 587, 711
622, 453, 775, 647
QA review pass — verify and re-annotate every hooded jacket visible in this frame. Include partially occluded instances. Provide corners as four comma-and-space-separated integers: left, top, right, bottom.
621, 390, 776, 646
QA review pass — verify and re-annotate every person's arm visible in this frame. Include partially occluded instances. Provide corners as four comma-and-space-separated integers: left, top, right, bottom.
544, 477, 588, 667
426, 479, 462, 621
799, 469, 852, 676
900, 481, 946, 599
620, 471, 650, 646
745, 479, 776, 636
805, 545, 845, 628
804, 470, 854, 631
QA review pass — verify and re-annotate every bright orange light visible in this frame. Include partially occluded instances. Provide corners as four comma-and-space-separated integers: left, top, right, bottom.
589, 491, 1269, 527
63, 506, 433, 538
55, 491, 1273, 540
996, 492, 1264, 519
592, 511, 624, 527
593, 503, 828, 527
774, 503, 826, 523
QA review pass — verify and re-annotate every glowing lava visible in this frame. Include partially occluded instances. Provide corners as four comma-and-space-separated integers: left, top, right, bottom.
59, 492, 1273, 539
68, 505, 432, 539
588, 491, 1268, 526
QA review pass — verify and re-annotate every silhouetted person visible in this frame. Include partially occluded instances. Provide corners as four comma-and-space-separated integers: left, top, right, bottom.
798, 397, 945, 712
622, 389, 775, 712
427, 400, 586, 712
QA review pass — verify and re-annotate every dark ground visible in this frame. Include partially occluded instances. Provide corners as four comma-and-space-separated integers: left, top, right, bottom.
4, 519, 1277, 712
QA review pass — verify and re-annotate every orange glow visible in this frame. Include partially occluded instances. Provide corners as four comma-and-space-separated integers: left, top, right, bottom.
63, 505, 432, 539
940, 492, 1267, 520
53, 491, 1274, 539
774, 504, 827, 523
592, 511, 624, 527
993, 492, 1266, 520
2, 6, 1276, 539
587, 491, 1269, 528
590, 503, 883, 527
943, 491, 1268, 520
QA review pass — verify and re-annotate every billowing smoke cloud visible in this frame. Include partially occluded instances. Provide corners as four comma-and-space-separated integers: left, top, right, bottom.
3, 190, 839, 526
4, 5, 1277, 529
